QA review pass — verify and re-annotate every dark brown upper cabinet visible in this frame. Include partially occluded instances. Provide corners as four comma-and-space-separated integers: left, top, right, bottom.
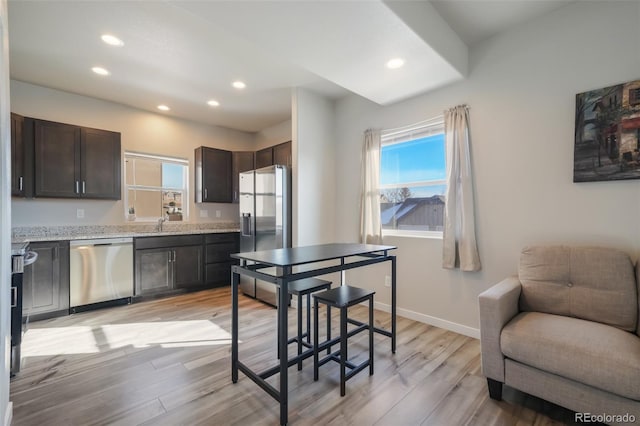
11, 113, 26, 196
195, 146, 232, 203
232, 151, 254, 203
273, 141, 292, 167
255, 146, 273, 169
255, 141, 292, 169
81, 127, 122, 199
33, 119, 121, 200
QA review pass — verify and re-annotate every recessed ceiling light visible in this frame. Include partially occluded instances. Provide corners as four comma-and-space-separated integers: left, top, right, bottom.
101, 34, 124, 47
207, 100, 220, 107
91, 66, 110, 76
232, 81, 246, 90
157, 105, 170, 111
386, 58, 405, 69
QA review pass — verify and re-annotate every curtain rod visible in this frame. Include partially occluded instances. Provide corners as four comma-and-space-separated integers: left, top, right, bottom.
382, 115, 443, 135
381, 104, 470, 137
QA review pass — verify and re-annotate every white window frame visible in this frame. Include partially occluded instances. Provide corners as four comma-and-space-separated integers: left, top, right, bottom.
124, 151, 189, 222
380, 119, 446, 239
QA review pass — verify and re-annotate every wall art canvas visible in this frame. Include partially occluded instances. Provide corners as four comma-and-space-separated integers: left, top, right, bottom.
574, 79, 640, 182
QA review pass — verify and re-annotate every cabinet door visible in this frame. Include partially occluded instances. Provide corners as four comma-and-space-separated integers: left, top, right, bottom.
174, 245, 203, 289
196, 147, 232, 203
273, 141, 292, 167
34, 120, 80, 198
22, 241, 70, 319
255, 147, 273, 169
81, 127, 121, 199
232, 151, 254, 203
11, 113, 24, 196
135, 248, 173, 294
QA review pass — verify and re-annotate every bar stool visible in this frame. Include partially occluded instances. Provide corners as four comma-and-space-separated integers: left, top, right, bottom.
284, 278, 332, 370
313, 285, 375, 396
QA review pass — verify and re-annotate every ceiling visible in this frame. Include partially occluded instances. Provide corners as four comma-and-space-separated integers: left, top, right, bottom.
7, 0, 572, 133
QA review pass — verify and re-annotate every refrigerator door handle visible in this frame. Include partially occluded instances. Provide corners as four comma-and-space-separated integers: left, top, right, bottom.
241, 213, 252, 237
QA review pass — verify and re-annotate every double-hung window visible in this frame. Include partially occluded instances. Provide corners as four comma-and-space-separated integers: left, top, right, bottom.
125, 152, 189, 222
380, 119, 446, 236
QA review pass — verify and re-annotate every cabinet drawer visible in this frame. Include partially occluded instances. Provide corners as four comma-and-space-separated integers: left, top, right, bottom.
205, 232, 238, 244
135, 234, 203, 250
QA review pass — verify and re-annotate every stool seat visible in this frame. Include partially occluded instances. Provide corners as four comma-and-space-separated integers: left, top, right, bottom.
313, 285, 375, 308
287, 278, 332, 295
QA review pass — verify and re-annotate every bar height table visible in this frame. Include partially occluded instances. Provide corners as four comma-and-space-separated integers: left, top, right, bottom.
230, 243, 397, 426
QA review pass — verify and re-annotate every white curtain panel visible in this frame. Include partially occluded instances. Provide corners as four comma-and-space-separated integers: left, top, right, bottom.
360, 129, 383, 244
443, 105, 481, 271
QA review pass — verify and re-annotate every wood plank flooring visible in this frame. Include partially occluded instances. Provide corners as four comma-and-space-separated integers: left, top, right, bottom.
10, 288, 581, 425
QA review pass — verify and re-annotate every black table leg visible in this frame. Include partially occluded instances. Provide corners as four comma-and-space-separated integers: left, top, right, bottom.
391, 255, 397, 354
232, 269, 239, 383
278, 270, 290, 426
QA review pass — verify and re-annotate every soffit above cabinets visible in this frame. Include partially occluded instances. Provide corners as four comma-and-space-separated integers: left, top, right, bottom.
8, 1, 572, 132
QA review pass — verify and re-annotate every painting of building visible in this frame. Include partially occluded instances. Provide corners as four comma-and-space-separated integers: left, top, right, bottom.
574, 79, 640, 182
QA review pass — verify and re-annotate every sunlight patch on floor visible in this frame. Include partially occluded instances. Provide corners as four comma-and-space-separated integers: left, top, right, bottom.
22, 320, 234, 356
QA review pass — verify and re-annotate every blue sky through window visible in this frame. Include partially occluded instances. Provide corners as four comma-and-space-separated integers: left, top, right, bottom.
162, 163, 185, 189
381, 133, 445, 190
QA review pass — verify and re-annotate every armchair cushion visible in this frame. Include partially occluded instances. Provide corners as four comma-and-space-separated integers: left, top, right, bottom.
518, 246, 638, 332
502, 311, 640, 400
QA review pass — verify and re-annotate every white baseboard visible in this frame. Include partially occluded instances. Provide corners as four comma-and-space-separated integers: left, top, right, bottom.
373, 301, 480, 339
291, 293, 480, 339
4, 401, 12, 426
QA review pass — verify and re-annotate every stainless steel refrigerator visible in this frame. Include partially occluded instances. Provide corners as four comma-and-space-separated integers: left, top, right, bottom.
239, 165, 291, 306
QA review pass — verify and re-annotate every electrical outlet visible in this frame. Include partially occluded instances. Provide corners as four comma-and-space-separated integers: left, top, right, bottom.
76, 208, 85, 219
199, 210, 208, 218
216, 210, 221, 218
384, 275, 391, 287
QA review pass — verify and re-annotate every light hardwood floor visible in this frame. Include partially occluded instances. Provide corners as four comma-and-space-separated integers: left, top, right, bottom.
11, 288, 580, 425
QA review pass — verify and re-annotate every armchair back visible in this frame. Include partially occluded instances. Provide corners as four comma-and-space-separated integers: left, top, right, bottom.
518, 246, 638, 332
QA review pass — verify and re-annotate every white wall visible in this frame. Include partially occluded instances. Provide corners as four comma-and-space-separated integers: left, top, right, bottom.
292, 88, 336, 246
254, 119, 291, 151
10, 80, 256, 226
334, 0, 640, 336
0, 1, 11, 423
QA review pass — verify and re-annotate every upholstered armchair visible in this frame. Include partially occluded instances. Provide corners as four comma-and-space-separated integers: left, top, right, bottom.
479, 246, 640, 425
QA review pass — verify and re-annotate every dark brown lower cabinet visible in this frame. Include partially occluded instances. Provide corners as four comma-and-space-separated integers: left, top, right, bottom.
134, 235, 204, 297
22, 241, 70, 321
205, 233, 239, 287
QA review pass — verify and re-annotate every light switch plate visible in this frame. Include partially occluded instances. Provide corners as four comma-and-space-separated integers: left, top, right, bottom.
76, 209, 85, 219
216, 210, 221, 218
199, 210, 208, 218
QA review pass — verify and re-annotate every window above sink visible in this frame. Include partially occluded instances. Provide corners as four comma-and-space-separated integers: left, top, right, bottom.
125, 152, 189, 222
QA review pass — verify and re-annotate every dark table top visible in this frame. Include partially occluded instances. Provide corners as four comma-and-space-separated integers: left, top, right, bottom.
231, 243, 396, 267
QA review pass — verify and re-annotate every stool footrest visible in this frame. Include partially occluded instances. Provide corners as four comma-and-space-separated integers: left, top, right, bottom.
317, 350, 360, 371
345, 360, 370, 380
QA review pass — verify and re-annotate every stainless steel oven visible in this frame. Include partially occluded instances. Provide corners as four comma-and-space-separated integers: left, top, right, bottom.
11, 242, 37, 376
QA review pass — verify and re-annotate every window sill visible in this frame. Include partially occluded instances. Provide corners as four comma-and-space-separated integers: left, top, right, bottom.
382, 230, 443, 240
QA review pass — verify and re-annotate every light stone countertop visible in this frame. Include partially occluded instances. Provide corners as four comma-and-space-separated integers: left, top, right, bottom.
12, 222, 240, 243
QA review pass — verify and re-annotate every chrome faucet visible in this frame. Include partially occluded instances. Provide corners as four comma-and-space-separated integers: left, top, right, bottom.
157, 216, 167, 232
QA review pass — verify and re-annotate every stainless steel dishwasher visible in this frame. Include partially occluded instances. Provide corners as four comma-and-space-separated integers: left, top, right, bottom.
70, 238, 134, 312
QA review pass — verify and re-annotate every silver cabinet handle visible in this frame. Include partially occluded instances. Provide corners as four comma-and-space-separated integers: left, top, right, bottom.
19, 176, 23, 191
204, 188, 208, 199
11, 287, 17, 308
75, 181, 80, 194
168, 251, 172, 263
82, 181, 86, 194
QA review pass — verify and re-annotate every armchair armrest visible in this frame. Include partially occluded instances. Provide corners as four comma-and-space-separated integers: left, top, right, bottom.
478, 276, 522, 382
